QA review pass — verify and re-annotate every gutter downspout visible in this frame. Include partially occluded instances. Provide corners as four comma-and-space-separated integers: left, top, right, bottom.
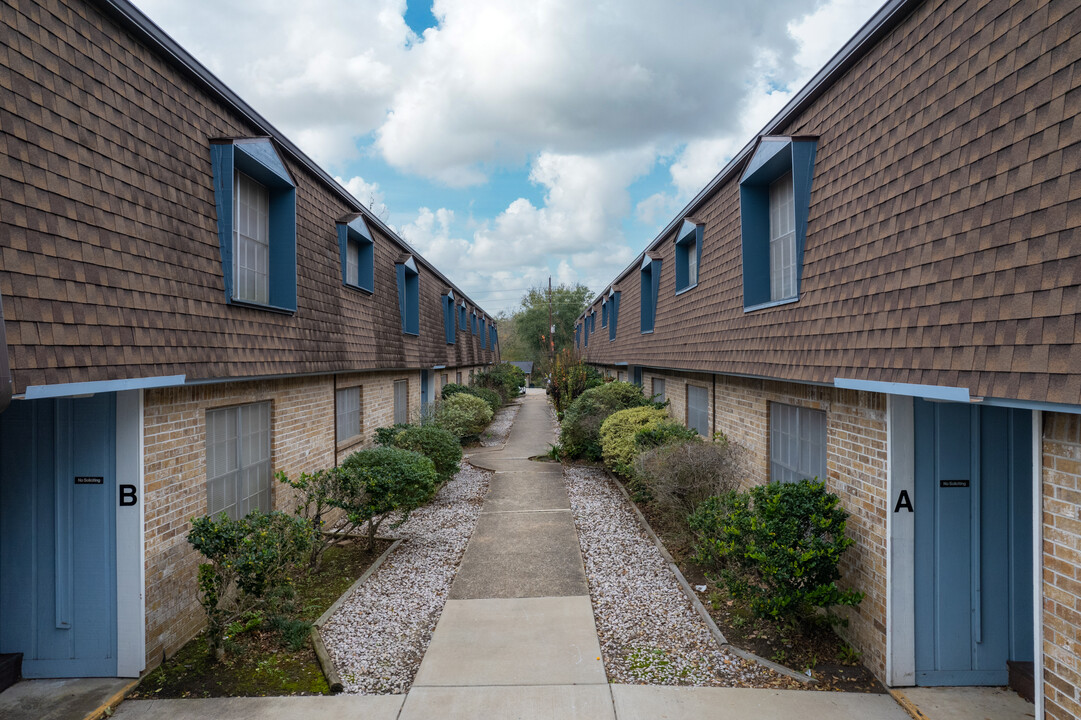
0, 290, 11, 414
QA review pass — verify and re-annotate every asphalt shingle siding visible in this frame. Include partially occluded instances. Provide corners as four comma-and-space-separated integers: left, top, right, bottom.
0, 0, 496, 395
583, 0, 1081, 406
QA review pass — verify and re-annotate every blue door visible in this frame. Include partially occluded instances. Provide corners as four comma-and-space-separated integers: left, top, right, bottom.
0, 395, 118, 677
421, 370, 430, 411
913, 400, 1032, 686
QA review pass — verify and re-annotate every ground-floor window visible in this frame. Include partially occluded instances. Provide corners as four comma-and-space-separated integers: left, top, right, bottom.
442, 373, 449, 387
618, 371, 626, 382
687, 384, 709, 437
336, 386, 362, 444
651, 377, 666, 403
457, 371, 462, 384
769, 402, 827, 484
206, 401, 272, 519
394, 379, 409, 424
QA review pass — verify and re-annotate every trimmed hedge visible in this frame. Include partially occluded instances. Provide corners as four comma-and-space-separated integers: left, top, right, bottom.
559, 381, 653, 460
434, 393, 493, 441
442, 382, 503, 413
599, 406, 671, 477
392, 424, 462, 484
339, 446, 439, 544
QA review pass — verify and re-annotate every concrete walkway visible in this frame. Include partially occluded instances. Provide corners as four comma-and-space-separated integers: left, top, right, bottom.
113, 390, 912, 720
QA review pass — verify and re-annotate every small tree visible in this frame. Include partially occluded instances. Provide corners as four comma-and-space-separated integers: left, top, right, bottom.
338, 447, 439, 548
392, 424, 463, 484
276, 467, 368, 570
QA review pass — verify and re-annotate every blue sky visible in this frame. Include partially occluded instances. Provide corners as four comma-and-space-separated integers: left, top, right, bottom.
135, 0, 883, 316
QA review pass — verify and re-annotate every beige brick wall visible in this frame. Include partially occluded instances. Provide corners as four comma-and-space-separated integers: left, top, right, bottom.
142, 369, 421, 669
1042, 412, 1081, 720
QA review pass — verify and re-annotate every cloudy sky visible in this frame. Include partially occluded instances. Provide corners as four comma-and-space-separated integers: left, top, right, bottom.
135, 0, 883, 315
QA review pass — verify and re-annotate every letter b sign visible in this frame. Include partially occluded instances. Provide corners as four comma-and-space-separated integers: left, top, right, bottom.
119, 484, 138, 506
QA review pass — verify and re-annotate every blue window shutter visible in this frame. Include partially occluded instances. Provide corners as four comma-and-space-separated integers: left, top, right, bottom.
210, 139, 297, 312
640, 256, 661, 333
674, 220, 702, 294
739, 137, 817, 309
609, 291, 620, 341
396, 258, 419, 335
396, 264, 408, 333
442, 294, 455, 344
602, 300, 608, 328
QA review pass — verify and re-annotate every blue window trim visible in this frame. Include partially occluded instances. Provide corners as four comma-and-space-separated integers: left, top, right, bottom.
674, 219, 702, 294
640, 255, 661, 333
337, 213, 375, 294
395, 256, 420, 335
601, 298, 608, 328
441, 290, 456, 345
458, 301, 467, 331
471, 310, 478, 336
210, 138, 297, 312
608, 290, 620, 342
489, 325, 498, 351
739, 136, 817, 310
481, 318, 488, 348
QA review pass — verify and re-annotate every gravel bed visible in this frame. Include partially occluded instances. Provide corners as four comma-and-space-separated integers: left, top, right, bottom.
479, 402, 520, 446
563, 466, 796, 688
321, 464, 490, 694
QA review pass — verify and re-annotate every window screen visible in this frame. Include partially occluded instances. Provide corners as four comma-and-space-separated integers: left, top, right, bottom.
336, 386, 361, 443
769, 171, 796, 301
206, 402, 271, 520
233, 171, 270, 304
687, 385, 709, 437
770, 403, 827, 484
651, 378, 666, 403
345, 238, 360, 287
394, 380, 409, 424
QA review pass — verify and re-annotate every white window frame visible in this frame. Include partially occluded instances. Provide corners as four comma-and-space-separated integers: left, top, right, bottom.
206, 402, 272, 520
769, 402, 827, 484
336, 386, 362, 444
233, 171, 270, 304
768, 171, 797, 302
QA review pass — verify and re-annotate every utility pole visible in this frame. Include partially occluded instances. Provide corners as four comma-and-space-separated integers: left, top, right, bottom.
548, 276, 554, 364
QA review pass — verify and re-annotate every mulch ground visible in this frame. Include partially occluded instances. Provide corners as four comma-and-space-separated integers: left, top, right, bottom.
130, 539, 391, 698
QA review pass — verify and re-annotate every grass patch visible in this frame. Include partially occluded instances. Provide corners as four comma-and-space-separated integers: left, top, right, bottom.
131, 539, 392, 698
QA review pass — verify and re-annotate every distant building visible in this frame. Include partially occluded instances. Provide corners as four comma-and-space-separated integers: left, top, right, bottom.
578, 0, 1079, 714
0, 0, 498, 679
509, 361, 534, 385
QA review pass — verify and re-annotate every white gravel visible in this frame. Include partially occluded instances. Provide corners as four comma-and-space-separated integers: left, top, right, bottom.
321, 464, 490, 694
563, 466, 787, 687
479, 402, 520, 446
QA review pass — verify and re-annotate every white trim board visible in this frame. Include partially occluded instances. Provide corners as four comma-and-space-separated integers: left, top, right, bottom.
887, 394, 916, 686
115, 389, 146, 677
1032, 410, 1044, 718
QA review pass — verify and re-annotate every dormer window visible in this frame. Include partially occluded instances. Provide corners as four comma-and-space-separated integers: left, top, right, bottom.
337, 213, 375, 293
675, 219, 702, 294
739, 136, 817, 310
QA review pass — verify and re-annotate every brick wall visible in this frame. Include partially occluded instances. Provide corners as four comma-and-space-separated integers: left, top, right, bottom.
142, 369, 420, 669
1042, 412, 1081, 720
640, 369, 715, 437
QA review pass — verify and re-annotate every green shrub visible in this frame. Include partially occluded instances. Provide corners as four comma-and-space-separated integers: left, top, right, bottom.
393, 424, 462, 484
599, 406, 671, 477
633, 420, 699, 452
548, 349, 604, 413
634, 436, 740, 531
188, 510, 314, 655
339, 447, 439, 546
559, 381, 652, 460
468, 386, 503, 413
276, 467, 367, 569
433, 393, 493, 441
475, 363, 526, 401
374, 423, 412, 447
440, 383, 471, 400
689, 479, 864, 623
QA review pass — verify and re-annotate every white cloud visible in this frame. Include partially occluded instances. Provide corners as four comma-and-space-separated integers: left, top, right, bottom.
334, 175, 390, 220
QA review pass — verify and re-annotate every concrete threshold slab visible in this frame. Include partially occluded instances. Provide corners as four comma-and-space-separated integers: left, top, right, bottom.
610, 685, 912, 720
412, 597, 605, 687
482, 471, 571, 512
399, 684, 615, 720
111, 695, 405, 720
449, 511, 589, 599
0, 678, 135, 720
890, 687, 1034, 720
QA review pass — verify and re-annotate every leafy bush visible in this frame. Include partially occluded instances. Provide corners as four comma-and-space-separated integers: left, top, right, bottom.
276, 467, 368, 569
633, 420, 699, 452
634, 436, 740, 529
599, 406, 671, 477
559, 381, 652, 460
441, 382, 502, 413
548, 348, 604, 414
689, 479, 864, 623
339, 447, 439, 546
374, 423, 412, 447
475, 363, 526, 401
188, 510, 314, 655
392, 424, 462, 484
433, 393, 493, 441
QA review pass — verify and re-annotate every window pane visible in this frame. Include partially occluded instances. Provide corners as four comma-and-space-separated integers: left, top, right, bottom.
233, 171, 270, 304
336, 387, 361, 443
651, 378, 666, 403
688, 385, 709, 437
770, 403, 826, 484
768, 172, 796, 302
394, 380, 409, 425
346, 239, 359, 286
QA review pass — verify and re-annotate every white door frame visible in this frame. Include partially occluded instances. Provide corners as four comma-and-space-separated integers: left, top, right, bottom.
115, 389, 146, 677
887, 394, 915, 686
